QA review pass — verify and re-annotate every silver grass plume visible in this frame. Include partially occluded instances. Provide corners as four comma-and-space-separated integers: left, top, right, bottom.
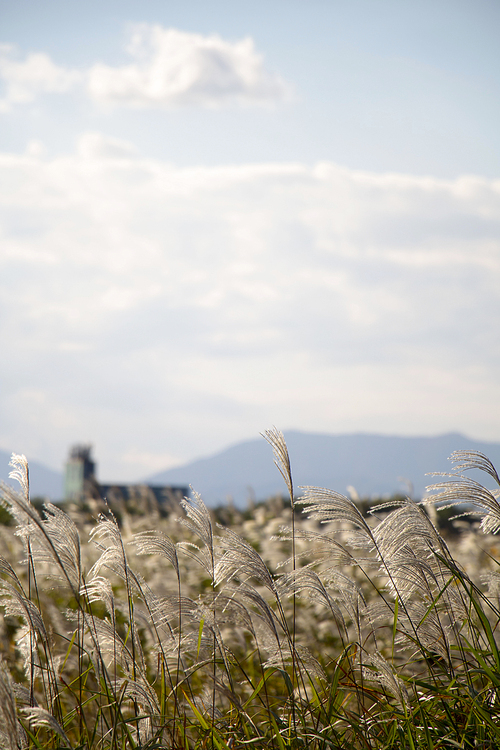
0, 482, 41, 534
193, 686, 223, 721
206, 676, 259, 733
88, 514, 146, 675
2, 461, 82, 596
130, 529, 185, 689
262, 427, 300, 707
292, 486, 374, 641
297, 486, 374, 545
369, 498, 453, 602
140, 593, 196, 631
191, 599, 233, 672
214, 591, 256, 635
178, 490, 217, 577
274, 527, 356, 569
448, 450, 500, 486
0, 583, 48, 649
87, 547, 176, 670
130, 717, 153, 746
11, 683, 32, 708
124, 573, 178, 653
370, 497, 446, 564
114, 676, 161, 716
264, 643, 326, 681
175, 540, 220, 582
1, 455, 36, 535
86, 616, 140, 676
394, 600, 454, 662
80, 575, 116, 624
8, 454, 29, 502
214, 526, 276, 592
89, 516, 146, 614
21, 707, 70, 745
425, 451, 500, 535
0, 556, 23, 588
0, 658, 25, 750
15, 628, 39, 683
132, 529, 180, 576
369, 498, 467, 659
325, 571, 367, 641
361, 651, 409, 709
87, 543, 140, 593
277, 568, 347, 636
36, 502, 81, 590
129, 589, 181, 646
233, 585, 283, 645
482, 571, 500, 605
378, 549, 452, 604
262, 428, 293, 503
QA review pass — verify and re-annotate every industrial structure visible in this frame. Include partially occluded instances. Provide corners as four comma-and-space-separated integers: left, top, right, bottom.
63, 444, 188, 508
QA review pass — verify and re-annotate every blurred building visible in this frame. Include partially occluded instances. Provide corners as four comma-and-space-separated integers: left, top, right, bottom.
64, 445, 96, 499
63, 444, 187, 507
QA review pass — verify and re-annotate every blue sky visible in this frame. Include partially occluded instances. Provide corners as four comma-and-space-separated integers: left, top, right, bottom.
2, 0, 500, 173
0, 0, 499, 481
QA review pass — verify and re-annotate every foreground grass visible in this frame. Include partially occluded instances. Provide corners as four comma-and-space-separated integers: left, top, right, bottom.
0, 429, 499, 749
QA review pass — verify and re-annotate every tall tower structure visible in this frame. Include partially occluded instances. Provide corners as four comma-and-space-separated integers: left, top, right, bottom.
64, 445, 96, 500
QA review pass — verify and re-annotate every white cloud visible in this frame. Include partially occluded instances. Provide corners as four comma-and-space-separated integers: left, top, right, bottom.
0, 44, 81, 111
0, 135, 499, 477
87, 25, 289, 108
0, 27, 288, 112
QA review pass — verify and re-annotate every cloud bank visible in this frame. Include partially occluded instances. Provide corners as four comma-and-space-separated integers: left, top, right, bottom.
1, 135, 499, 477
0, 27, 288, 112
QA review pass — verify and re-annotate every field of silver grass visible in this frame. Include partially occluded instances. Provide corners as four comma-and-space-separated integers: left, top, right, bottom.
0, 428, 500, 749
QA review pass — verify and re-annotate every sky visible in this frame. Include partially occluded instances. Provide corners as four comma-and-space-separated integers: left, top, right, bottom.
0, 0, 499, 482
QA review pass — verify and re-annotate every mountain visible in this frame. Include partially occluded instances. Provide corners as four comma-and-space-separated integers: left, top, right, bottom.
145, 431, 500, 506
0, 449, 64, 500
2, 432, 500, 507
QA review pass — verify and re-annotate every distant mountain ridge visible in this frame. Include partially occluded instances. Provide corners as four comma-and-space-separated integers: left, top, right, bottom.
2, 432, 500, 505
0, 449, 63, 499
145, 431, 500, 507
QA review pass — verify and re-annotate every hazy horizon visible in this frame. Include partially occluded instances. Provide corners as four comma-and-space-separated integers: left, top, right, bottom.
2, 427, 499, 480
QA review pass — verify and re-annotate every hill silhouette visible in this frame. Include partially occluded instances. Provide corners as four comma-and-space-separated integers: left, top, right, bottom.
146, 431, 500, 506
2, 432, 500, 506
